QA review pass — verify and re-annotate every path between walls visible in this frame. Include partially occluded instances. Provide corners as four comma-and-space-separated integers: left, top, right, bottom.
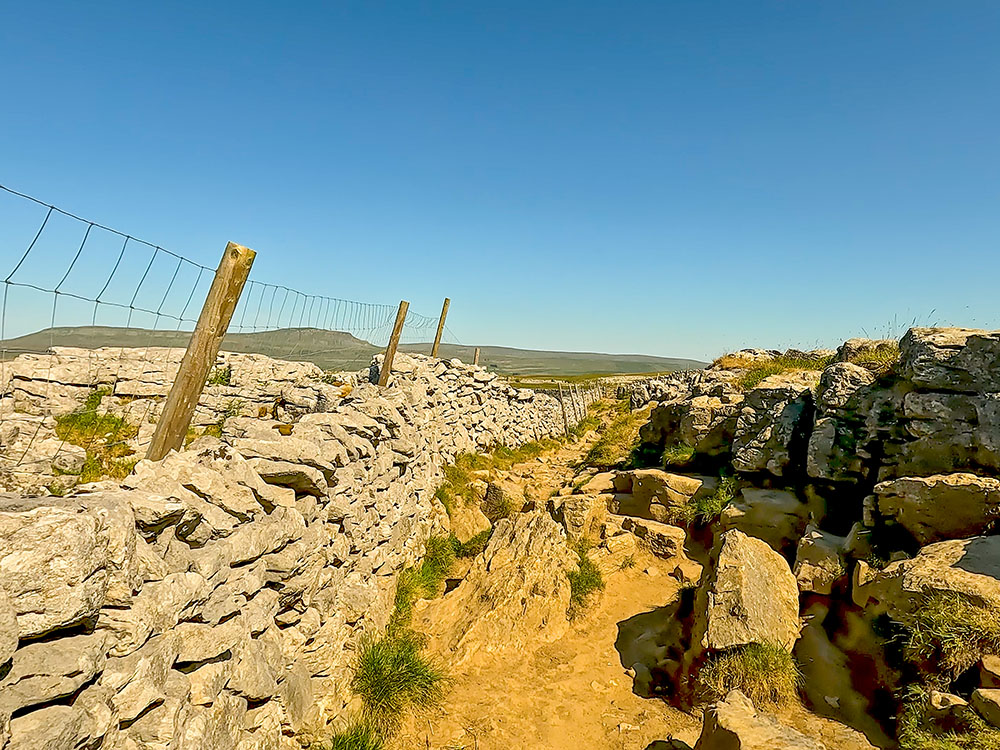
394, 423, 702, 750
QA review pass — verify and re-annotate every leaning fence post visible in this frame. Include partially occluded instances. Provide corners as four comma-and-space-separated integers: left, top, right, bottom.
557, 382, 570, 437
147, 242, 256, 461
430, 297, 450, 358
473, 347, 480, 366
378, 300, 409, 387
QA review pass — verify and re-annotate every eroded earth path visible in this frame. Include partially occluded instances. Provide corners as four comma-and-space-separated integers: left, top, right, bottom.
395, 422, 703, 749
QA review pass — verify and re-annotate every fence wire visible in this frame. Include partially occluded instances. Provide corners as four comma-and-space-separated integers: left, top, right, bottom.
0, 183, 447, 491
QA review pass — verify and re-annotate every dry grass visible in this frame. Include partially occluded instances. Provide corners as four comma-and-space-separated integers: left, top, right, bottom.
906, 593, 1000, 680
898, 686, 1000, 750
848, 341, 901, 378
699, 643, 801, 707
733, 355, 832, 391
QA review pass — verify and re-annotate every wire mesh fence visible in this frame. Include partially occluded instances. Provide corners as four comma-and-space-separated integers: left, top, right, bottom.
0, 183, 450, 491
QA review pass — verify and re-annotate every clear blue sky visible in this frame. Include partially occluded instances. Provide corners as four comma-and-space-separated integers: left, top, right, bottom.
2, 1, 998, 360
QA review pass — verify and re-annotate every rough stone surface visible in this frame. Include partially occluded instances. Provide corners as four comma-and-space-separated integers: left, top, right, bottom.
875, 473, 1000, 545
694, 690, 826, 749
694, 530, 800, 653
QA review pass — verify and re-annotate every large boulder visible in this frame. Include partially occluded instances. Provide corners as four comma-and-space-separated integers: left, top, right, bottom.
875, 473, 1000, 545
854, 535, 1000, 621
0, 497, 111, 639
900, 327, 1000, 392
640, 394, 744, 458
732, 376, 816, 477
613, 469, 702, 524
793, 526, 846, 595
694, 690, 825, 749
414, 512, 577, 665
693, 530, 800, 653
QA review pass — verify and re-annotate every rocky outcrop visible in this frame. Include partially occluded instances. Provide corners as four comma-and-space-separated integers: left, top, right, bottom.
875, 473, 1000, 545
414, 512, 578, 664
0, 350, 582, 748
694, 690, 824, 749
692, 530, 800, 653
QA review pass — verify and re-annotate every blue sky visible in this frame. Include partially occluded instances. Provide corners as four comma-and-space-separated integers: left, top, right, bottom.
1, 1, 998, 360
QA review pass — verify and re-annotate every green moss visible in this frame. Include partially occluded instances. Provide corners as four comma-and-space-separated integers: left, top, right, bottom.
55, 388, 138, 482
699, 643, 801, 707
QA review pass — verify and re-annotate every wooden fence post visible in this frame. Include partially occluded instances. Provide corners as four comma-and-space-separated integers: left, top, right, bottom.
473, 347, 480, 366
147, 242, 256, 461
430, 297, 450, 358
557, 382, 570, 437
378, 300, 409, 387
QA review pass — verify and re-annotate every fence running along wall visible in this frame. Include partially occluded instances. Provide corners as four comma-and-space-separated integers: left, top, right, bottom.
0, 184, 454, 484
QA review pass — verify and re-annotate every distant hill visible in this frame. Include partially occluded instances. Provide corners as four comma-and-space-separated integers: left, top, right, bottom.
0, 326, 706, 376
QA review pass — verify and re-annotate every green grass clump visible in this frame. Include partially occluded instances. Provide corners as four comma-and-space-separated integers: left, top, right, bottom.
351, 627, 447, 736
898, 686, 1000, 750
55, 388, 138, 482
449, 529, 492, 559
567, 539, 605, 618
733, 355, 832, 391
699, 643, 801, 707
206, 365, 232, 386
391, 536, 456, 630
661, 442, 695, 467
585, 402, 650, 468
325, 719, 385, 750
848, 342, 901, 378
906, 593, 1000, 680
678, 474, 738, 525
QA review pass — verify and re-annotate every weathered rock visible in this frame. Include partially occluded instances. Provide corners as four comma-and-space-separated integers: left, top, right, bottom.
694, 530, 800, 653
834, 338, 897, 365
971, 688, 1000, 727
0, 497, 110, 638
613, 470, 701, 524
100, 633, 179, 723
875, 473, 1000, 545
719, 488, 819, 555
900, 327, 1000, 392
0, 632, 108, 714
640, 394, 744, 459
549, 492, 608, 539
794, 526, 846, 595
814, 363, 876, 416
0, 587, 17, 667
855, 535, 1000, 621
414, 512, 577, 664
732, 377, 815, 477
694, 690, 825, 749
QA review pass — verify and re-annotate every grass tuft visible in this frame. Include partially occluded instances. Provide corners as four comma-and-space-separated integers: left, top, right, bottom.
906, 593, 1000, 680
678, 474, 738, 525
661, 442, 695, 467
898, 685, 1000, 750
435, 439, 561, 518
325, 719, 385, 750
733, 355, 832, 391
567, 539, 605, 618
848, 341, 901, 378
449, 529, 492, 559
699, 643, 801, 707
351, 628, 446, 736
391, 536, 456, 630
206, 365, 232, 386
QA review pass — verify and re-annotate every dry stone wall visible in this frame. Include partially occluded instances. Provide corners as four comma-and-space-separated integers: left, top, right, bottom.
0, 348, 577, 750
